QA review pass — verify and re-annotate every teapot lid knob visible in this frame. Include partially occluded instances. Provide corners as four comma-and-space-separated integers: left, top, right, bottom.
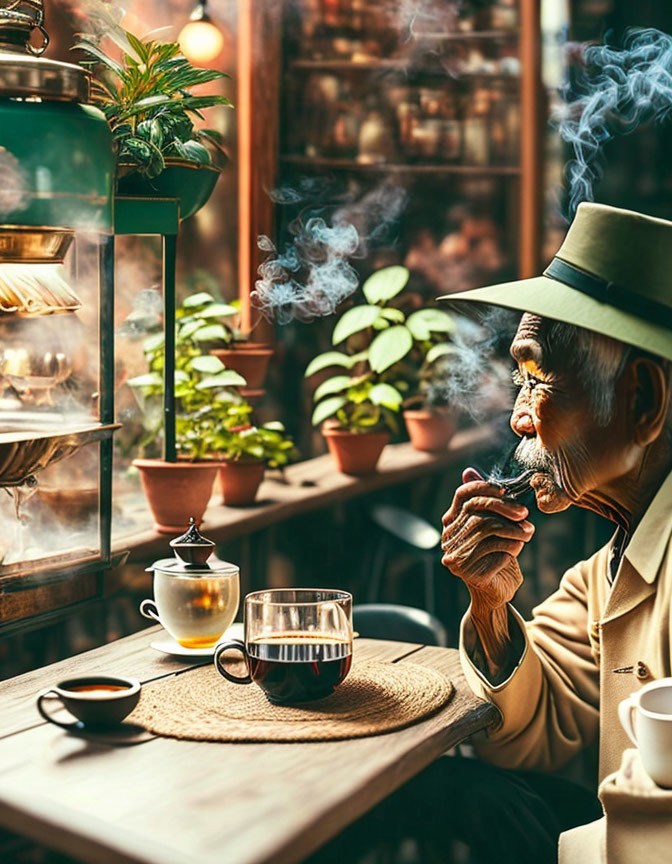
169, 517, 215, 566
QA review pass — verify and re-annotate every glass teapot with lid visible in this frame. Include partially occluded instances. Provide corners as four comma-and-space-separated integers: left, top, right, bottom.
140, 519, 240, 650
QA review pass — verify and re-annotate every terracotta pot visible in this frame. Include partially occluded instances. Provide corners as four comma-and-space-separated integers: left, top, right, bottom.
321, 427, 390, 476
239, 387, 266, 403
133, 459, 218, 534
404, 409, 456, 452
211, 344, 274, 389
219, 461, 265, 506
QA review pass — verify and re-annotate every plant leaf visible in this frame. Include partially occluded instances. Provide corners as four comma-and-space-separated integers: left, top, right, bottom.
196, 370, 247, 389
183, 292, 214, 307
313, 375, 352, 402
72, 41, 124, 76
369, 325, 413, 373
192, 324, 230, 342
426, 343, 454, 364
127, 372, 163, 388
312, 396, 347, 427
304, 351, 355, 378
189, 355, 225, 374
369, 383, 403, 410
332, 305, 382, 345
406, 308, 455, 341
194, 303, 238, 319
179, 319, 206, 339
362, 266, 409, 304
143, 332, 165, 353
380, 307, 406, 323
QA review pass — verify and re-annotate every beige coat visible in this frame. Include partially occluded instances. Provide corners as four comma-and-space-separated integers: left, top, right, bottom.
459, 470, 672, 862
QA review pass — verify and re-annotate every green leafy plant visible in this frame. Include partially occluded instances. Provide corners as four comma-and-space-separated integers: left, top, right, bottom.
305, 266, 456, 431
214, 403, 297, 467
75, 17, 232, 178
177, 290, 239, 346
177, 287, 251, 346
311, 374, 404, 433
127, 313, 246, 460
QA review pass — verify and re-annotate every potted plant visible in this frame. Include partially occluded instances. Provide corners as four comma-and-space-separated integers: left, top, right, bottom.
214, 402, 297, 506
311, 374, 403, 475
403, 347, 458, 452
75, 13, 232, 220
178, 285, 274, 390
305, 265, 456, 467
127, 321, 246, 533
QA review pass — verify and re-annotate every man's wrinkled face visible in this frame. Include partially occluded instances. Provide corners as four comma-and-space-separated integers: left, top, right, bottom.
509, 314, 630, 514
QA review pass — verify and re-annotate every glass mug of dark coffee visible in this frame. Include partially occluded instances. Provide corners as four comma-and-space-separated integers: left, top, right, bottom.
214, 589, 353, 704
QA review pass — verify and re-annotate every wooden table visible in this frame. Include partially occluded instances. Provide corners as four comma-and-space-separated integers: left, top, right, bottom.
0, 628, 498, 864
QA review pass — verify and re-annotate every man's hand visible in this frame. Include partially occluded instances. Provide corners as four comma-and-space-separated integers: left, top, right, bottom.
441, 468, 535, 676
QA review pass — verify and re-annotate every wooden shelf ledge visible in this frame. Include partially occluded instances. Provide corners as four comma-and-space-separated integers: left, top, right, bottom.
115, 426, 495, 563
280, 156, 521, 175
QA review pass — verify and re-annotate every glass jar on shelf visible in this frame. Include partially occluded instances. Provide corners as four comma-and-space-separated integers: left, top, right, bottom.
357, 107, 395, 164
440, 109, 462, 163
462, 87, 491, 166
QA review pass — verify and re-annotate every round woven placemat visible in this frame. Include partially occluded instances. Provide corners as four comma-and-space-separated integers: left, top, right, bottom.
129, 660, 454, 742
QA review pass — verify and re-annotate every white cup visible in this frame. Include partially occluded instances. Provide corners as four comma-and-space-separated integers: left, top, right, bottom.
618, 678, 672, 788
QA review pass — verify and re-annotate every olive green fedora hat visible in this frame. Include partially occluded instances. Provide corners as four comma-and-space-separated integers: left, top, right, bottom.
440, 202, 672, 362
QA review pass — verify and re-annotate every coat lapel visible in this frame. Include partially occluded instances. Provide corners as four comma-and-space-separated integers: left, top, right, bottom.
601, 471, 672, 623
601, 559, 657, 623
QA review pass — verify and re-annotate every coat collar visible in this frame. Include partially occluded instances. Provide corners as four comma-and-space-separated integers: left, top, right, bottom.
602, 470, 672, 623
623, 470, 672, 584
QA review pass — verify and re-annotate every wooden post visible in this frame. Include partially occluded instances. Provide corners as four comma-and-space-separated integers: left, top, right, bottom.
519, 0, 544, 278
237, 0, 282, 338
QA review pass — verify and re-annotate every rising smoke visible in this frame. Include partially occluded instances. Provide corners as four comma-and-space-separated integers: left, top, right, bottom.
426, 308, 517, 422
557, 28, 672, 218
252, 182, 407, 324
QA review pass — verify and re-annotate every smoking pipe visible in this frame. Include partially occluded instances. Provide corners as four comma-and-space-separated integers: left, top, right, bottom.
463, 466, 536, 501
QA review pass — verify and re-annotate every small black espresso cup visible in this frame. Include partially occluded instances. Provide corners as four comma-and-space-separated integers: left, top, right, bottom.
37, 676, 141, 729
214, 589, 353, 704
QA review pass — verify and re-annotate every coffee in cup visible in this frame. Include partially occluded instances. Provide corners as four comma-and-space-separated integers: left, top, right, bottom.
618, 677, 672, 788
215, 589, 353, 704
37, 676, 141, 729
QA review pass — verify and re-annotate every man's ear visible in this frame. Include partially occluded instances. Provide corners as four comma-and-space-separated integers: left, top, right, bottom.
629, 358, 670, 447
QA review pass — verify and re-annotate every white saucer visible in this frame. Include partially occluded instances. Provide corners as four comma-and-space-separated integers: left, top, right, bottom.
150, 622, 244, 659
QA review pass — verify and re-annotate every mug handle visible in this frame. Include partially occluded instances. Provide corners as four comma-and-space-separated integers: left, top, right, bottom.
37, 689, 79, 730
139, 599, 161, 624
214, 640, 252, 684
618, 694, 639, 746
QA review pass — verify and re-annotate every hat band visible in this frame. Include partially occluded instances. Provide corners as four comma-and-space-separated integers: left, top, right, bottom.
544, 257, 672, 331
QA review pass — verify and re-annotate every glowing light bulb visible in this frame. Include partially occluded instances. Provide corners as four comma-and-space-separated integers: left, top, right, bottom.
179, 18, 224, 64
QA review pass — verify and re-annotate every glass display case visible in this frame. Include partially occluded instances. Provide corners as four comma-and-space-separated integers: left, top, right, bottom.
0, 1, 116, 589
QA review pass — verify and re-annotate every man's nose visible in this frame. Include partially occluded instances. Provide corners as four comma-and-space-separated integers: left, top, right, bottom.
511, 408, 535, 438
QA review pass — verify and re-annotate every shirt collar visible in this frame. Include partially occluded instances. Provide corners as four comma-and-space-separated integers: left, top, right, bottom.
624, 470, 672, 584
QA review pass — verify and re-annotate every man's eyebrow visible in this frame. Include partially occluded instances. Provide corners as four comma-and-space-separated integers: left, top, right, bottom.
510, 338, 544, 364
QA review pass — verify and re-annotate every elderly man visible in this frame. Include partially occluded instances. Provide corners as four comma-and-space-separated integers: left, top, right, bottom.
311, 202, 671, 864
436, 202, 672, 863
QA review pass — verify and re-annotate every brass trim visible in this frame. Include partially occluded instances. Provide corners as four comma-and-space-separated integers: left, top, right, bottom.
8, 192, 110, 205
0, 51, 88, 101
118, 159, 220, 174
0, 227, 74, 262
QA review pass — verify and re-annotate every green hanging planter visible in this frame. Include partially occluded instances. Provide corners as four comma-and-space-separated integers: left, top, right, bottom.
116, 160, 220, 221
